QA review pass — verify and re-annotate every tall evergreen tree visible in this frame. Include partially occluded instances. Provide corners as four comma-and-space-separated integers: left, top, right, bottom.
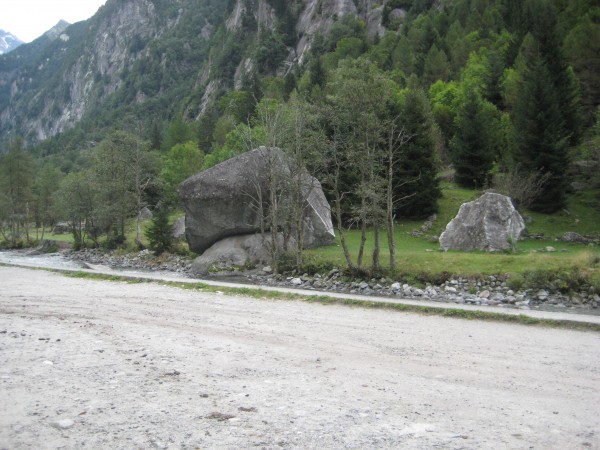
450, 89, 499, 188
145, 206, 173, 255
393, 89, 441, 218
512, 37, 568, 213
521, 0, 581, 144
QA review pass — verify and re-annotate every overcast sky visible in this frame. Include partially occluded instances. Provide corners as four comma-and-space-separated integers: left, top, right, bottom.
0, 0, 107, 43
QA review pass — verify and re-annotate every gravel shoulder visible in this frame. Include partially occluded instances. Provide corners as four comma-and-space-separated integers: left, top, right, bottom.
1, 266, 599, 449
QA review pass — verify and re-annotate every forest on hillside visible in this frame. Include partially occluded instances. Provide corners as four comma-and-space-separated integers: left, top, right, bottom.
0, 0, 599, 273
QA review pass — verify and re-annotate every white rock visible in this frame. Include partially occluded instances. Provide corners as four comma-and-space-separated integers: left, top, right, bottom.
291, 278, 302, 286
50, 419, 74, 430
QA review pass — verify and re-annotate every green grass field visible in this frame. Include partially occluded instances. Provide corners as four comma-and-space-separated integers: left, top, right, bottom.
304, 182, 600, 282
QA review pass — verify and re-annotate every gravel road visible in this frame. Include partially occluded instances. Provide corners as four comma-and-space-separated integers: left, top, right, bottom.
1, 266, 599, 449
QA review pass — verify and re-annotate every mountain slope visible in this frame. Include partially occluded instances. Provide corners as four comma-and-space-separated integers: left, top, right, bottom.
0, 0, 386, 147
0, 30, 24, 54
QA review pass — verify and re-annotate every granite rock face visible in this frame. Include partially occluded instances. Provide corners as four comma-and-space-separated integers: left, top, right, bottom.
439, 192, 525, 252
178, 147, 335, 254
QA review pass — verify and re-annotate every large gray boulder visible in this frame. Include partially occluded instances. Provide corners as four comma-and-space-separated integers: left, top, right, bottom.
178, 147, 335, 254
439, 192, 525, 252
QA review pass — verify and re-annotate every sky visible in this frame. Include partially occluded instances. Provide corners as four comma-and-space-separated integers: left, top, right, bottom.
0, 0, 107, 43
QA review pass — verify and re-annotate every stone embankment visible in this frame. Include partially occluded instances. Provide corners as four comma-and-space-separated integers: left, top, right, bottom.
66, 249, 599, 313
68, 249, 190, 274
249, 269, 599, 311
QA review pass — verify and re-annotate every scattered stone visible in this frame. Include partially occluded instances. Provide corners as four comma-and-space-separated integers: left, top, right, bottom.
478, 290, 490, 299
206, 412, 235, 421
327, 268, 339, 278
390, 282, 401, 291
545, 246, 556, 253
536, 290, 549, 301
290, 278, 302, 286
561, 232, 593, 244
238, 406, 257, 412
50, 419, 74, 430
262, 266, 273, 274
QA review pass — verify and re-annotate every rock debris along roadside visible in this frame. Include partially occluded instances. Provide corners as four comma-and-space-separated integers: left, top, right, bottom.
0, 266, 599, 449
64, 249, 599, 313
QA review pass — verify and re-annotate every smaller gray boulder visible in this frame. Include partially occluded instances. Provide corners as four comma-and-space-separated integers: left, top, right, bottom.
561, 232, 593, 244
138, 207, 153, 221
52, 222, 70, 234
172, 216, 186, 240
190, 233, 286, 274
440, 192, 525, 252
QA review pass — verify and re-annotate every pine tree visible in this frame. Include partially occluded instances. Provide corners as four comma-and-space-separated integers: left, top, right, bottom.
393, 89, 441, 219
145, 207, 173, 255
512, 38, 568, 213
450, 89, 499, 188
523, 0, 581, 146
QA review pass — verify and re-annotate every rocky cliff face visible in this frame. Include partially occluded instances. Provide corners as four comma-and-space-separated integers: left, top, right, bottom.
294, 0, 384, 64
0, 0, 387, 146
39, 1, 163, 140
0, 0, 168, 142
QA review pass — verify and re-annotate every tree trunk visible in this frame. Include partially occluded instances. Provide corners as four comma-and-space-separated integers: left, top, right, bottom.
333, 187, 355, 270
372, 223, 381, 274
136, 215, 142, 248
386, 135, 396, 273
357, 210, 367, 268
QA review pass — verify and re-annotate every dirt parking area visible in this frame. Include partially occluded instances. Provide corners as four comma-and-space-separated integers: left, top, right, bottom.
0, 266, 599, 449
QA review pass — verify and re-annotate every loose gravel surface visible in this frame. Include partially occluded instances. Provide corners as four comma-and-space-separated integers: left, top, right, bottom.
1, 266, 599, 449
